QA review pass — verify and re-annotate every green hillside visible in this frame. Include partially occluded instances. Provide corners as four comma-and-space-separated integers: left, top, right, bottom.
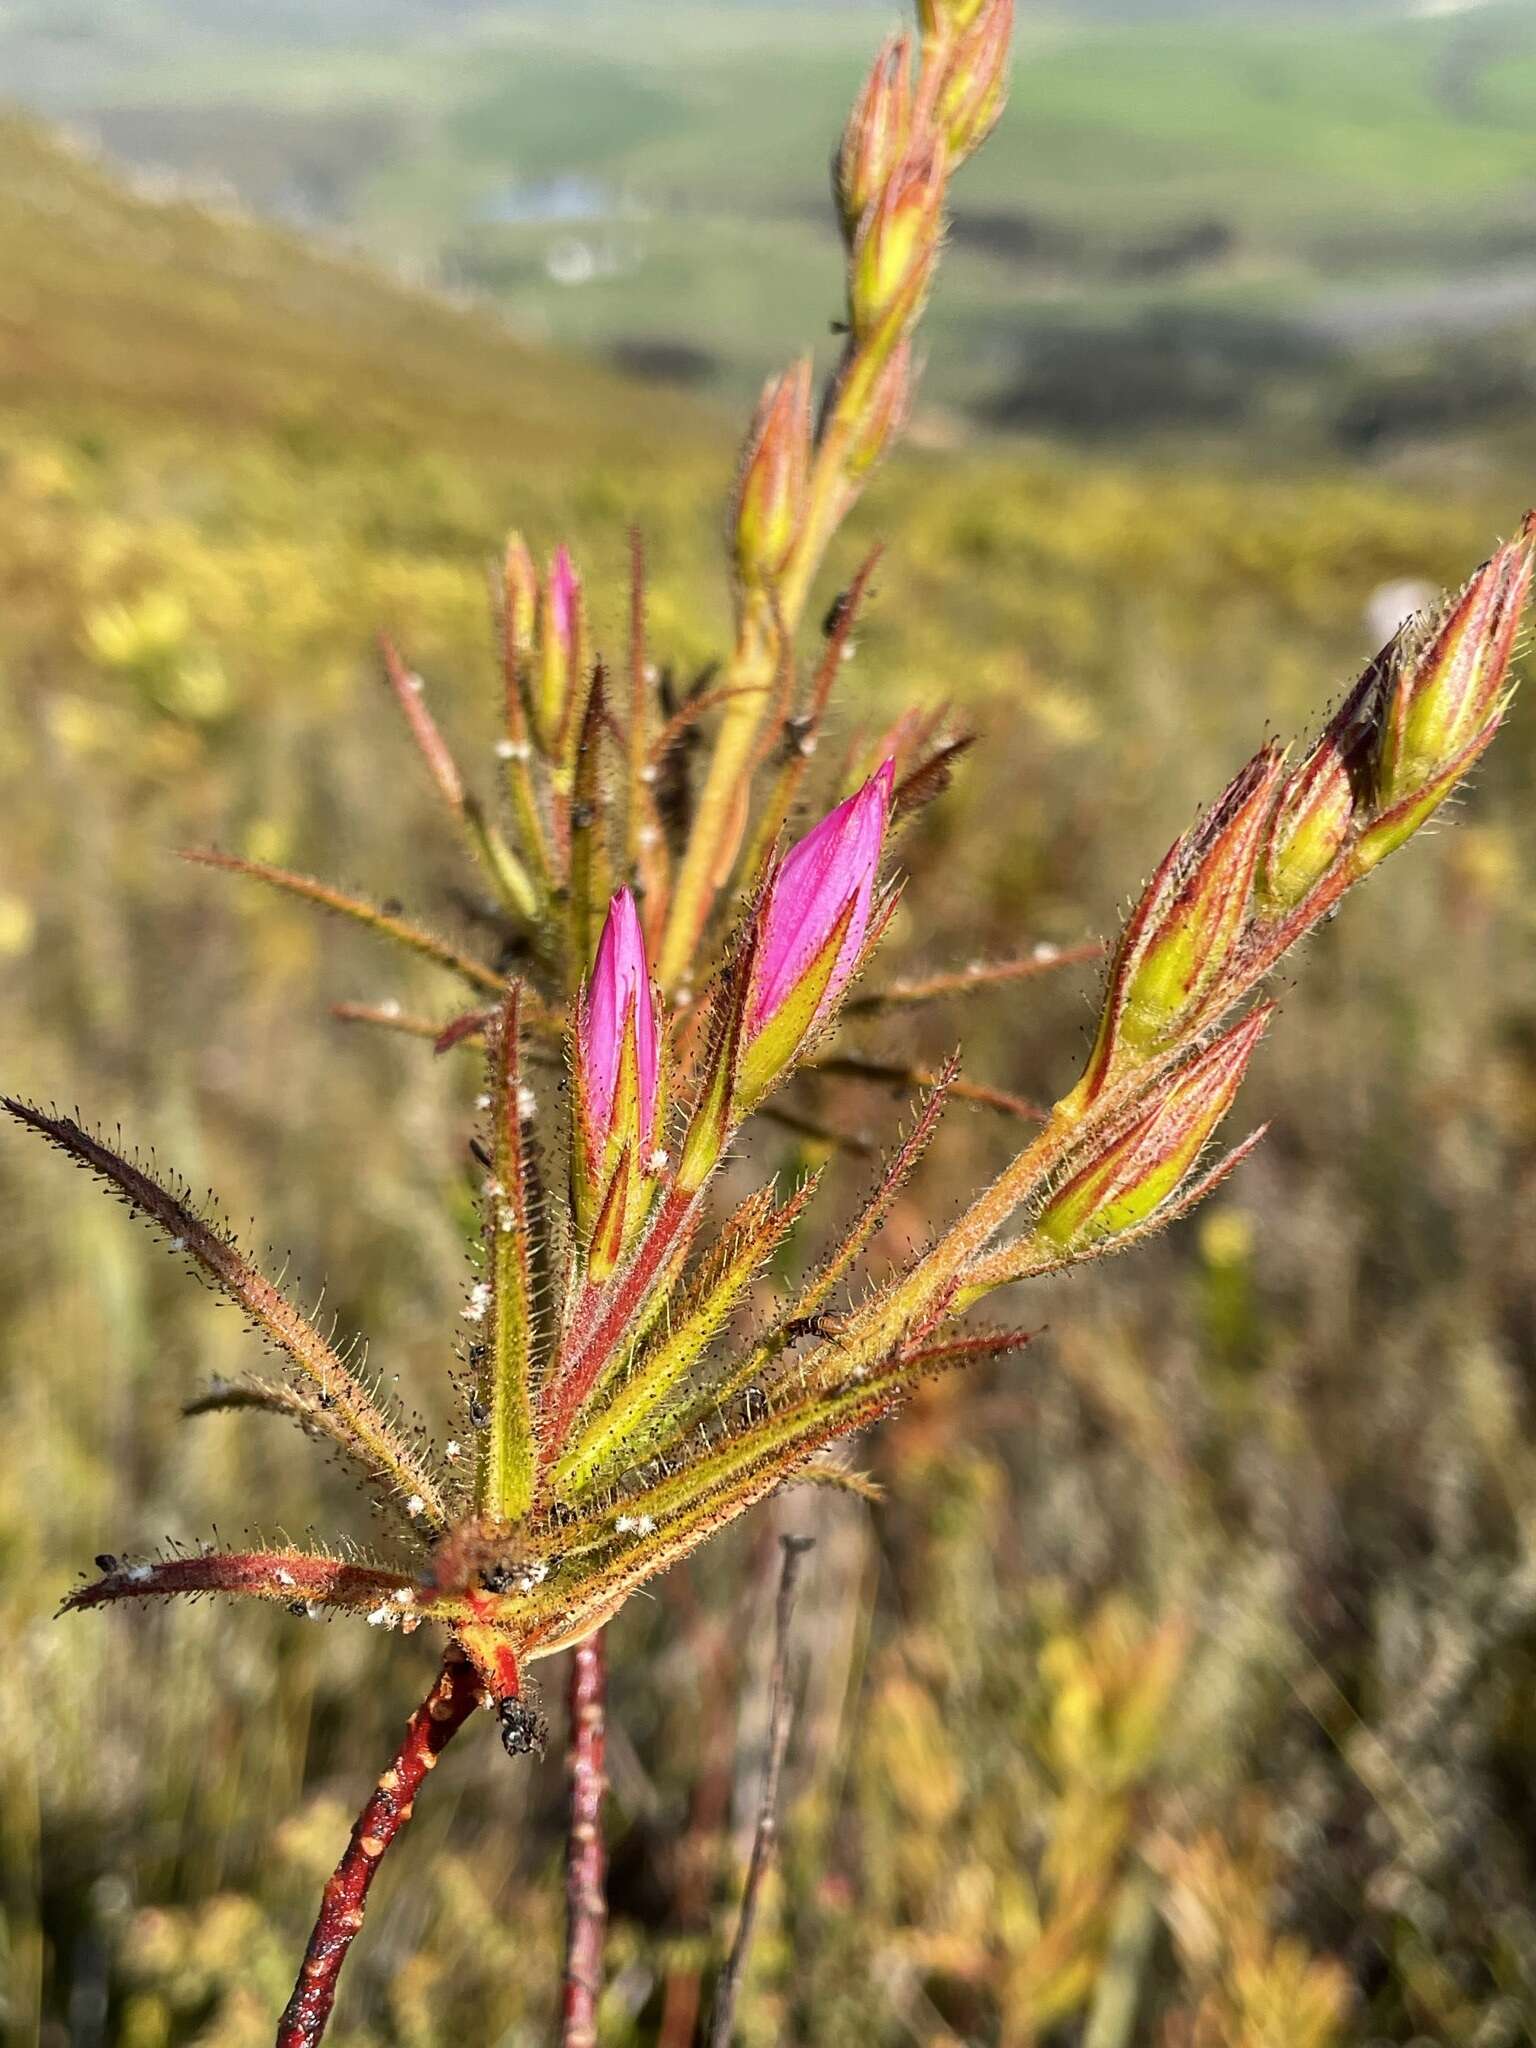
6, 1, 1536, 432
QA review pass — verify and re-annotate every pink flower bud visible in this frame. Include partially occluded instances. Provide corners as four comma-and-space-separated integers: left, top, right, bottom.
549, 544, 578, 647
534, 544, 584, 750
737, 761, 895, 1103
582, 889, 660, 1157
835, 36, 914, 245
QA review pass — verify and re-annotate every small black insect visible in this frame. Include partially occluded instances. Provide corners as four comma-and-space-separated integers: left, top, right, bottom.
784, 1313, 845, 1343
498, 1698, 548, 1759
468, 1396, 490, 1428
822, 590, 853, 637
94, 1553, 118, 1573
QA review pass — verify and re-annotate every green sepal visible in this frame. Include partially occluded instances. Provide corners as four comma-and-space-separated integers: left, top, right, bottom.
553, 1177, 818, 1497
476, 985, 538, 1523
735, 889, 859, 1110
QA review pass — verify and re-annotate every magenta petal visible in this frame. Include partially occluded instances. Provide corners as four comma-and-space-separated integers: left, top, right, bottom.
549, 545, 578, 648
584, 889, 660, 1147
749, 759, 895, 1035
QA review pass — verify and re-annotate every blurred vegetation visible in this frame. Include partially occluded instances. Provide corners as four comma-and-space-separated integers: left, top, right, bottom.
6, 107, 1536, 2048
7, 1, 1536, 446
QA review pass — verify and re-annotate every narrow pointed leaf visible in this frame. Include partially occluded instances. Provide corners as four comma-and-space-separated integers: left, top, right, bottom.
181, 850, 505, 995
3, 1102, 447, 1530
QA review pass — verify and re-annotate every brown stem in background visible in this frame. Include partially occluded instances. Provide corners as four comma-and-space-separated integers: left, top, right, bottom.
560, 1632, 610, 2048
706, 1536, 815, 2048
655, 1576, 747, 2048
275, 1654, 481, 2048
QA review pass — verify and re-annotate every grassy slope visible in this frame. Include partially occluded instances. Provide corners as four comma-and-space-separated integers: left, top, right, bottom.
5, 116, 1536, 2044
6, 2, 1536, 410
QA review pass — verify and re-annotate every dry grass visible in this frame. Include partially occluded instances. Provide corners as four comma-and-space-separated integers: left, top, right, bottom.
5, 118, 1536, 2048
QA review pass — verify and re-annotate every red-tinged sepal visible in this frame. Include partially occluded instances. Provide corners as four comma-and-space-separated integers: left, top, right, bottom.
891, 1324, 1040, 1375
1075, 745, 1286, 1105
586, 1143, 635, 1284
1377, 522, 1532, 806
844, 338, 914, 482
834, 35, 913, 245
916, 0, 989, 41
1353, 710, 1504, 874
848, 138, 946, 347
1038, 1005, 1271, 1254
732, 359, 812, 595
62, 1549, 421, 1623
1259, 672, 1376, 912
936, 0, 1012, 160
677, 933, 755, 1193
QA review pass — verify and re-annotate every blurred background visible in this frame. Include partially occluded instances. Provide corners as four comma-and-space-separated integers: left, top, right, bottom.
4, 2, 1536, 2043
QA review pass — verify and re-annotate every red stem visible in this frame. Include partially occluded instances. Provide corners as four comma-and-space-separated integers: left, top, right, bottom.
275, 1653, 481, 2048
560, 1632, 610, 2048
550, 1184, 699, 1439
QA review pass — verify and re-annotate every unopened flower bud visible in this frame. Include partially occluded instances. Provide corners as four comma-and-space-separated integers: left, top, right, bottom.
848, 140, 946, 345
1259, 674, 1375, 912
1081, 745, 1286, 1099
733, 360, 812, 593
737, 760, 895, 1106
534, 544, 584, 752
1038, 1005, 1269, 1253
936, 0, 1012, 160
1355, 524, 1532, 868
575, 890, 661, 1247
835, 36, 913, 244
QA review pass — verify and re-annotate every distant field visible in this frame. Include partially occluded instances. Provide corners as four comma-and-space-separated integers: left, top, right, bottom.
4, 0, 1536, 443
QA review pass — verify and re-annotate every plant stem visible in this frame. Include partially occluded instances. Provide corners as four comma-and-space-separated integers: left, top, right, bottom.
275, 1653, 480, 2048
706, 1535, 814, 2048
560, 1632, 610, 2048
656, 606, 778, 991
